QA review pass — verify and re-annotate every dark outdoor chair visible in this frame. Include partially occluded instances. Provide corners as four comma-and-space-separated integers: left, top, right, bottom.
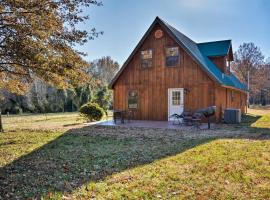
182, 111, 193, 126
169, 113, 184, 125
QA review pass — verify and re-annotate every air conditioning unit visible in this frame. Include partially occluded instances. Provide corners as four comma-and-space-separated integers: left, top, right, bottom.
224, 108, 241, 124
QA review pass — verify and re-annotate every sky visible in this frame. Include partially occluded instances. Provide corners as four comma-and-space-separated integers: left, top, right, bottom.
76, 0, 270, 65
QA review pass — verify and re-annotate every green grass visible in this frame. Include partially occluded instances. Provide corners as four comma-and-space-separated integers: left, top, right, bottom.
73, 139, 270, 200
2, 112, 85, 131
2, 111, 112, 131
0, 109, 269, 199
252, 113, 270, 128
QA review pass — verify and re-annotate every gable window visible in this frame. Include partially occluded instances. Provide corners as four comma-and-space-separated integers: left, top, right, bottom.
166, 47, 179, 66
128, 90, 138, 109
141, 49, 153, 68
226, 59, 230, 74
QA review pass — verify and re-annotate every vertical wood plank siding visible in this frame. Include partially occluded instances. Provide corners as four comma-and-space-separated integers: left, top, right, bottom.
112, 24, 247, 121
209, 56, 227, 73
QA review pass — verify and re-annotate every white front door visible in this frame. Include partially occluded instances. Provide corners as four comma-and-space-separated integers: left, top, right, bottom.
168, 88, 184, 121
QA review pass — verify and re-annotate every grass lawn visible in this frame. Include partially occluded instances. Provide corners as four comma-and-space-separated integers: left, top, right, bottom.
0, 109, 269, 199
1, 112, 85, 131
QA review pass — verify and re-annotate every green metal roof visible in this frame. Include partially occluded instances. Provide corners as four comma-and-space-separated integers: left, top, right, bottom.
197, 40, 232, 57
159, 17, 247, 91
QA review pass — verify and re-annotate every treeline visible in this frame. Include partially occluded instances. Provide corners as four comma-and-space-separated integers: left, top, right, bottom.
0, 56, 119, 114
1, 43, 269, 114
232, 43, 270, 105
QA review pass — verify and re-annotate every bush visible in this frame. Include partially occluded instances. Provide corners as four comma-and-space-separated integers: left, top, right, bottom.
79, 102, 104, 122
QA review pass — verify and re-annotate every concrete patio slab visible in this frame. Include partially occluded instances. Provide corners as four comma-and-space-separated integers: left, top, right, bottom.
95, 120, 216, 130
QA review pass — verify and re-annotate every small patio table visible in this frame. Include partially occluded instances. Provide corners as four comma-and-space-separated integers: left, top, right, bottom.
183, 116, 193, 126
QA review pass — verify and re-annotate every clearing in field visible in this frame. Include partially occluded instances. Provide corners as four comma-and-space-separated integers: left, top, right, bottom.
0, 109, 269, 199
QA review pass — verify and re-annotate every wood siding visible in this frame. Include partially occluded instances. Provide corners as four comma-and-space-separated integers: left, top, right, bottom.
209, 56, 226, 73
112, 23, 247, 121
215, 86, 247, 121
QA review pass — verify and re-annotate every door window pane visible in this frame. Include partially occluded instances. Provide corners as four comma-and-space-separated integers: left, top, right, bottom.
172, 91, 181, 105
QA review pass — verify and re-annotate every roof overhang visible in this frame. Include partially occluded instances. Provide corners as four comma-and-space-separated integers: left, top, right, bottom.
221, 85, 248, 93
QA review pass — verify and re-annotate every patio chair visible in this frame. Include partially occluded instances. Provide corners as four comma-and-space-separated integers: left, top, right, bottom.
192, 112, 204, 129
169, 113, 184, 125
182, 111, 193, 126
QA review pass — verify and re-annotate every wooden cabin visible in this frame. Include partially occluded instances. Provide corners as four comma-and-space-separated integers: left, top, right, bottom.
109, 17, 247, 122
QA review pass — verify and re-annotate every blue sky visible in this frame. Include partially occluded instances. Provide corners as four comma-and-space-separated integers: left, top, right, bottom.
77, 0, 270, 65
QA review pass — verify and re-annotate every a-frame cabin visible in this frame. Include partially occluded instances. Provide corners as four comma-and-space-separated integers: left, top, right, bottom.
109, 17, 247, 122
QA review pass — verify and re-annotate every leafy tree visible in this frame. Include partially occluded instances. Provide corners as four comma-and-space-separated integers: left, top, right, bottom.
93, 86, 111, 115
0, 0, 103, 94
0, 1, 103, 131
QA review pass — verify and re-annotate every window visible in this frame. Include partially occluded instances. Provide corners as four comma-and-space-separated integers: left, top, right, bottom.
141, 49, 153, 68
166, 47, 179, 66
128, 91, 138, 109
172, 91, 181, 105
226, 59, 230, 73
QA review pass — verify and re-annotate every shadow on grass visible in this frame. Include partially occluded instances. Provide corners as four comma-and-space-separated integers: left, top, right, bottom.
63, 122, 82, 127
0, 126, 214, 199
241, 114, 261, 125
0, 114, 269, 199
238, 114, 270, 136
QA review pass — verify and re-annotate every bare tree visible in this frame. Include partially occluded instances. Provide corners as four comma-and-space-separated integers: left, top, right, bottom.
89, 56, 120, 85
232, 43, 267, 104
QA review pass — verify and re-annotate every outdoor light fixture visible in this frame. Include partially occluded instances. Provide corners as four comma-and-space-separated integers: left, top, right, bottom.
184, 88, 190, 94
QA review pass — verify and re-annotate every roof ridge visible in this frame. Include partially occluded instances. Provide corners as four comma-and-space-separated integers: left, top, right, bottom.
197, 39, 231, 45
157, 17, 197, 44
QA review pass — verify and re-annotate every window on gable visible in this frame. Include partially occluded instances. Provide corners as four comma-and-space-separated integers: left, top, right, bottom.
166, 47, 179, 66
226, 59, 230, 74
128, 90, 138, 109
141, 49, 153, 68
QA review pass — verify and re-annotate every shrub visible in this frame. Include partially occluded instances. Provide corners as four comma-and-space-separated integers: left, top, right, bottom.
79, 102, 104, 122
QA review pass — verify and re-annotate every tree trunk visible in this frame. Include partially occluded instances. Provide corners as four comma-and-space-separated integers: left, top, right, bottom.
0, 111, 4, 132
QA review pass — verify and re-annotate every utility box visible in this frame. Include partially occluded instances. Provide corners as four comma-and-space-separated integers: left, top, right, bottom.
224, 108, 241, 124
